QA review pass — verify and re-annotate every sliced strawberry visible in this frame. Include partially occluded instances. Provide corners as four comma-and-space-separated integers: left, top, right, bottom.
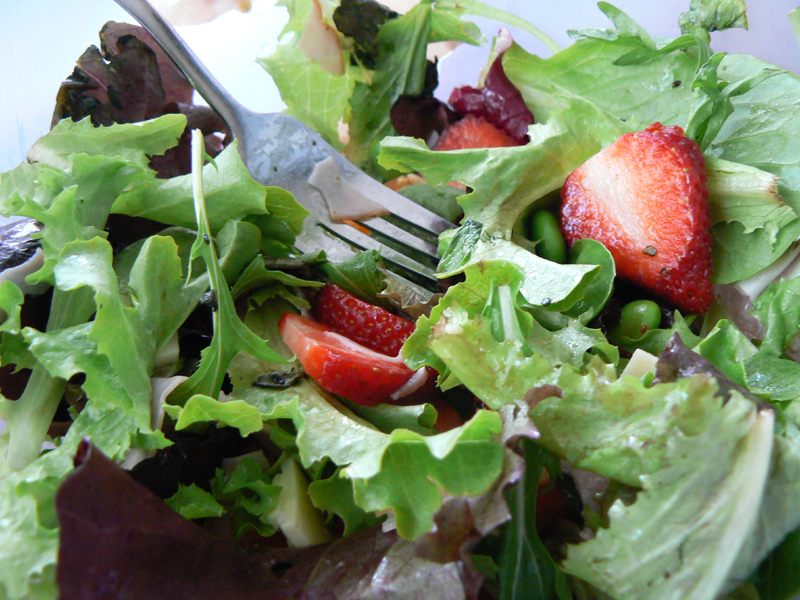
560, 123, 712, 314
278, 312, 416, 406
313, 284, 415, 357
434, 114, 522, 151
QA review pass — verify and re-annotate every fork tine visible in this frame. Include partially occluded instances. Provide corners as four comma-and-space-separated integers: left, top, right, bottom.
341, 169, 456, 237
320, 221, 439, 287
354, 217, 440, 263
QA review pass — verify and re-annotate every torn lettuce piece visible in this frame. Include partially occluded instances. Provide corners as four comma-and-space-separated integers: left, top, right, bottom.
403, 260, 610, 407
308, 467, 383, 537
165, 483, 226, 520
564, 391, 773, 600
112, 142, 291, 237
749, 276, 800, 358
504, 21, 697, 126
229, 366, 504, 540
210, 455, 282, 538
1, 237, 154, 471
705, 157, 798, 244
259, 0, 364, 150
165, 395, 264, 438
0, 403, 144, 600
378, 98, 628, 240
678, 0, 748, 39
531, 358, 775, 600
532, 360, 726, 486
437, 223, 599, 312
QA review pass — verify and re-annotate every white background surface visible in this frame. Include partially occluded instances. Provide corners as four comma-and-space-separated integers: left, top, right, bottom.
2, 0, 800, 174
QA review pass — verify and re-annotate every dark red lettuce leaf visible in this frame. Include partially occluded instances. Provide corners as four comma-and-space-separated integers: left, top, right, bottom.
55, 440, 472, 600
53, 23, 186, 127
99, 22, 195, 107
448, 51, 534, 143
52, 22, 229, 180
389, 95, 458, 145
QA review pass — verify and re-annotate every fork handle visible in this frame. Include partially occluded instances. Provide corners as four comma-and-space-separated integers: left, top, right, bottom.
113, 0, 247, 136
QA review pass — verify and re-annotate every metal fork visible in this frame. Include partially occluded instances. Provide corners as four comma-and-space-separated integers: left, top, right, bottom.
114, 0, 454, 290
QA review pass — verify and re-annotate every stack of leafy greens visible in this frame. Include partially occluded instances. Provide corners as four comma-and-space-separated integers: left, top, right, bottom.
4, 0, 800, 599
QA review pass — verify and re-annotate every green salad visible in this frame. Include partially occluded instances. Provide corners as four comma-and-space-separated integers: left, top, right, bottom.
3, 0, 800, 599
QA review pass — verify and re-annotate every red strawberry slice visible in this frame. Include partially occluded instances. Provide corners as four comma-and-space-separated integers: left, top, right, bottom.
312, 285, 415, 357
434, 114, 522, 151
279, 312, 419, 406
560, 123, 712, 314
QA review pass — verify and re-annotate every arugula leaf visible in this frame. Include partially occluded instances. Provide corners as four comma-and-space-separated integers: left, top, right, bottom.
497, 438, 572, 600
167, 132, 287, 406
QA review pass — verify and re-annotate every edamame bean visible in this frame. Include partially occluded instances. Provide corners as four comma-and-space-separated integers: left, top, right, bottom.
529, 210, 567, 264
618, 300, 662, 339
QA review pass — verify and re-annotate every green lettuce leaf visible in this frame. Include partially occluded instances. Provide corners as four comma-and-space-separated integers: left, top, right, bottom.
210, 456, 282, 538
531, 361, 774, 600
345, 1, 481, 175
231, 373, 504, 539
404, 260, 610, 407
678, 0, 748, 38
565, 394, 772, 600
111, 142, 277, 235
705, 158, 797, 244
165, 483, 226, 520
0, 403, 142, 600
749, 276, 800, 357
258, 0, 363, 150
166, 395, 264, 437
